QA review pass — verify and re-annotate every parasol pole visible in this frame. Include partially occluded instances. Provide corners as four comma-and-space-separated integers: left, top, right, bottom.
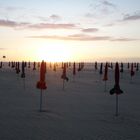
104, 81, 106, 92
63, 79, 65, 90
116, 94, 118, 116
40, 89, 42, 112
23, 78, 25, 89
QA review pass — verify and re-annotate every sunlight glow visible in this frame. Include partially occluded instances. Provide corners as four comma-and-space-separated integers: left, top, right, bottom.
36, 41, 72, 62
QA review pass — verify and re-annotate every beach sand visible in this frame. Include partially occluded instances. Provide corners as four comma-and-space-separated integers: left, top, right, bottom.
0, 62, 140, 140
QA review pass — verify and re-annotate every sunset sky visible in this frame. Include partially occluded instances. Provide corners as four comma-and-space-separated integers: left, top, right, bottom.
0, 0, 140, 62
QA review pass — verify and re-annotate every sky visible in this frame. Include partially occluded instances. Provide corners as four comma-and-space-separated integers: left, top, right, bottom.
0, 0, 140, 62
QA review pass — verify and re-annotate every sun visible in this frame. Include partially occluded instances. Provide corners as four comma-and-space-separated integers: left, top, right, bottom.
36, 41, 72, 62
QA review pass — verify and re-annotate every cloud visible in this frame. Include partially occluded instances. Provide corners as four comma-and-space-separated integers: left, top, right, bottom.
0, 19, 29, 28
0, 47, 6, 50
0, 19, 17, 27
0, 19, 76, 29
49, 14, 61, 21
123, 13, 140, 21
82, 28, 99, 33
0, 6, 25, 12
100, 0, 117, 14
102, 0, 116, 8
86, 0, 117, 19
36, 16, 49, 22
29, 23, 76, 29
104, 12, 140, 26
111, 37, 137, 41
29, 34, 137, 42
104, 11, 140, 26
36, 14, 61, 22
104, 23, 115, 27
85, 13, 95, 18
84, 13, 97, 19
5, 6, 24, 11
29, 34, 111, 41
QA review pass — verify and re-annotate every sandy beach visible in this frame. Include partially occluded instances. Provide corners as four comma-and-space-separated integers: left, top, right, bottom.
0, 62, 140, 140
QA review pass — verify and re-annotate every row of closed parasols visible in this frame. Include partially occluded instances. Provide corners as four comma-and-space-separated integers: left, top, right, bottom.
35, 61, 138, 115
0, 61, 139, 115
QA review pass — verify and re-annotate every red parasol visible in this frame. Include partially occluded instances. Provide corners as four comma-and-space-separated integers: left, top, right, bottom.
0, 61, 2, 68
28, 61, 30, 68
127, 62, 129, 69
36, 61, 47, 89
36, 61, 47, 112
103, 63, 108, 81
120, 62, 123, 73
37, 62, 40, 69
136, 63, 139, 71
21, 61, 25, 78
61, 63, 69, 90
99, 63, 103, 75
16, 62, 20, 74
111, 62, 113, 69
110, 62, 123, 116
33, 61, 36, 70
53, 63, 56, 72
78, 63, 81, 71
131, 63, 135, 77
95, 61, 98, 70
8, 61, 10, 67
61, 63, 68, 81
21, 61, 26, 89
73, 62, 76, 76
110, 62, 123, 95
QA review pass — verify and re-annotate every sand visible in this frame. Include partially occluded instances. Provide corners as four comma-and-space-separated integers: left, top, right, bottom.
0, 62, 140, 140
